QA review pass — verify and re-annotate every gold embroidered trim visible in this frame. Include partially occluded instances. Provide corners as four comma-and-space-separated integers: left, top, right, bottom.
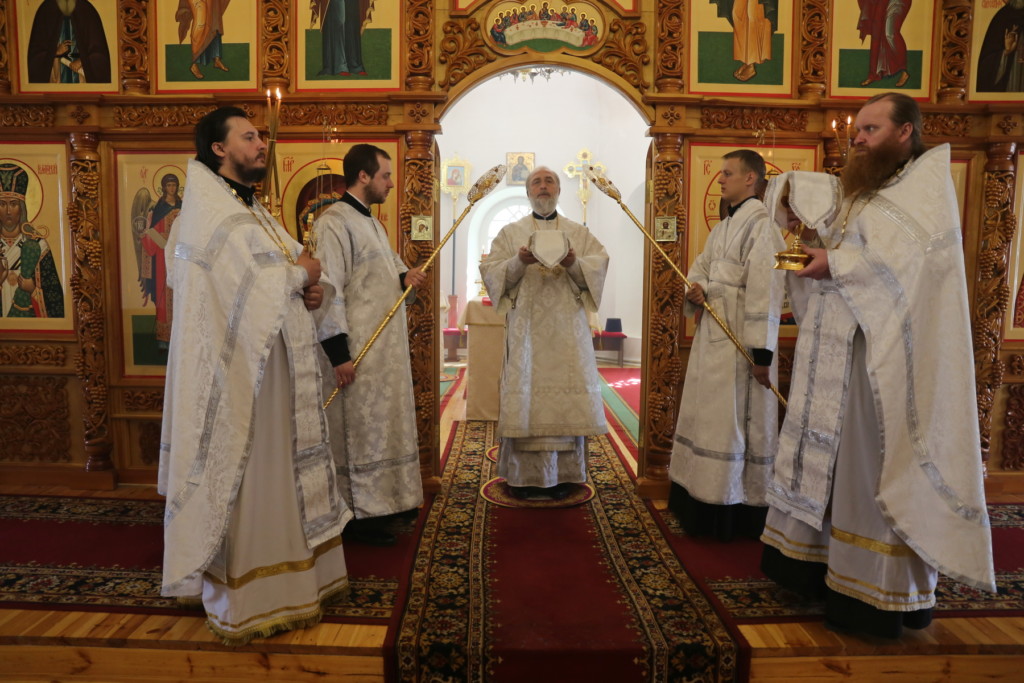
763, 523, 828, 551
827, 568, 935, 610
206, 535, 343, 589
830, 526, 914, 557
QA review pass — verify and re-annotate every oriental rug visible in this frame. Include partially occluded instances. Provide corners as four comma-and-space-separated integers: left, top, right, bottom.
392, 420, 738, 683
0, 494, 422, 624
655, 502, 1024, 622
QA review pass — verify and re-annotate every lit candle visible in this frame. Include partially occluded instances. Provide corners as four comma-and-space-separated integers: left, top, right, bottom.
831, 119, 837, 130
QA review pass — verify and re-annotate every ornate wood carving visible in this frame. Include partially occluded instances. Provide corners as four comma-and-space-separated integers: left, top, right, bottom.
0, 105, 56, 127
407, 102, 430, 124
798, 0, 828, 98
119, 0, 150, 94
138, 421, 161, 466
438, 19, 496, 89
0, 345, 67, 366
68, 133, 113, 474
405, 0, 433, 90
114, 104, 217, 128
974, 142, 1017, 466
1009, 354, 1024, 376
124, 390, 163, 413
0, 376, 71, 463
592, 19, 650, 90
280, 103, 389, 127
261, 0, 289, 90
402, 130, 439, 487
655, 0, 684, 92
701, 107, 809, 131
1003, 385, 1024, 471
0, 0, 9, 94
68, 106, 91, 124
662, 106, 681, 126
642, 133, 686, 491
937, 0, 972, 104
998, 116, 1019, 136
922, 113, 972, 138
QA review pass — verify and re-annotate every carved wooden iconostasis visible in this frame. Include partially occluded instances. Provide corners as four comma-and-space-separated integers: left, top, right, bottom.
0, 1, 1022, 498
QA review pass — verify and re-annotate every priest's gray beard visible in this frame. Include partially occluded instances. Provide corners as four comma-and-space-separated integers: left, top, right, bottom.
529, 195, 557, 216
841, 137, 911, 199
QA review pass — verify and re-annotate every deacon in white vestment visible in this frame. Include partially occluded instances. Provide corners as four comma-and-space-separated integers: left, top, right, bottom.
669, 150, 786, 541
314, 143, 425, 546
480, 166, 608, 501
759, 93, 996, 638
159, 108, 353, 645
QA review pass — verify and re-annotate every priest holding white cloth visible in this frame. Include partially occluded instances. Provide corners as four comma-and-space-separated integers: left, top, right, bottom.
159, 107, 352, 645
759, 93, 996, 638
480, 166, 608, 501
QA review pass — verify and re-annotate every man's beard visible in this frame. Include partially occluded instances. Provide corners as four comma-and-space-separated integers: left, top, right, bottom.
235, 162, 267, 185
530, 194, 557, 216
365, 185, 388, 205
841, 138, 910, 198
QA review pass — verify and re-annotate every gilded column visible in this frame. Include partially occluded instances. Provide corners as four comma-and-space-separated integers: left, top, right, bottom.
639, 132, 686, 497
68, 133, 114, 479
798, 0, 829, 99
405, 0, 433, 91
975, 142, 1017, 466
119, 0, 150, 94
937, 0, 973, 105
655, 0, 684, 93
261, 0, 289, 91
403, 129, 441, 491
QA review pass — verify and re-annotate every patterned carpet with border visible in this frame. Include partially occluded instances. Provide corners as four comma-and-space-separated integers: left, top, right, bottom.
392, 420, 738, 682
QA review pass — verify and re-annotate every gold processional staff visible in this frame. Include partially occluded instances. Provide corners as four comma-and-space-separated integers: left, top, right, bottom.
322, 164, 508, 409
586, 168, 787, 408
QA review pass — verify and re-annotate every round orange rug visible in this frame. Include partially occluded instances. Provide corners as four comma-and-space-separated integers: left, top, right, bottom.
480, 477, 595, 508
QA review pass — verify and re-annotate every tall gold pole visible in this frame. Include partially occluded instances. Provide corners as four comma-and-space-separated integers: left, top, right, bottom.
323, 164, 508, 408
587, 169, 787, 407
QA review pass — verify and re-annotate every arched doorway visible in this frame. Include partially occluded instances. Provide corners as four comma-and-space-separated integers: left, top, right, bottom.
433, 64, 651, 469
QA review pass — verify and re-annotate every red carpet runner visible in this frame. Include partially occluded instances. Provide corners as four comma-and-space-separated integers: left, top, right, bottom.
392, 420, 737, 682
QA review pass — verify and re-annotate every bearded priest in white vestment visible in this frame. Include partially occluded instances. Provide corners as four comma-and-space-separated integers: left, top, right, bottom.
314, 144, 425, 546
480, 166, 609, 501
669, 149, 786, 541
759, 93, 996, 639
159, 108, 353, 645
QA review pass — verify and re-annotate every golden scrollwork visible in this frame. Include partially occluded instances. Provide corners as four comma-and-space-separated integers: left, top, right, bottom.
0, 105, 56, 127
0, 344, 67, 367
261, 0, 290, 90
119, 0, 149, 94
68, 133, 113, 473
591, 19, 650, 90
281, 103, 389, 127
0, 376, 71, 463
700, 107, 809, 131
114, 104, 218, 128
974, 143, 1018, 466
641, 133, 686, 492
998, 116, 1019, 136
922, 113, 973, 138
655, 0, 684, 92
438, 20, 496, 89
402, 130, 439, 489
937, 0, 972, 104
405, 0, 434, 90
0, 0, 9, 94
797, 0, 828, 98
124, 390, 164, 413
1003, 385, 1024, 470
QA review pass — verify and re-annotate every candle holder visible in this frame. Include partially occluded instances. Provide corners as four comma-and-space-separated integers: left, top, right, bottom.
262, 88, 283, 216
831, 114, 853, 163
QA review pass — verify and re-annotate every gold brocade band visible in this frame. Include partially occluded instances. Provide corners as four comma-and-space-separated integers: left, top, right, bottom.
205, 535, 343, 590
830, 525, 915, 557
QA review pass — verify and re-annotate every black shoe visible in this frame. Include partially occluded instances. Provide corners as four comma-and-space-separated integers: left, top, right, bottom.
546, 483, 574, 500
390, 507, 420, 523
343, 518, 397, 546
508, 485, 533, 500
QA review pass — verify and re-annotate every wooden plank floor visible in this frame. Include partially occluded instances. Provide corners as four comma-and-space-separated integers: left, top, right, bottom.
3, 373, 1024, 680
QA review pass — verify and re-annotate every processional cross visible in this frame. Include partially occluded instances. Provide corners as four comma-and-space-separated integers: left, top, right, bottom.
564, 148, 605, 225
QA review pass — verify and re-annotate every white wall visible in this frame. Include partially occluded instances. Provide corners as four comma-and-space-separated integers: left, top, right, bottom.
435, 68, 649, 363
